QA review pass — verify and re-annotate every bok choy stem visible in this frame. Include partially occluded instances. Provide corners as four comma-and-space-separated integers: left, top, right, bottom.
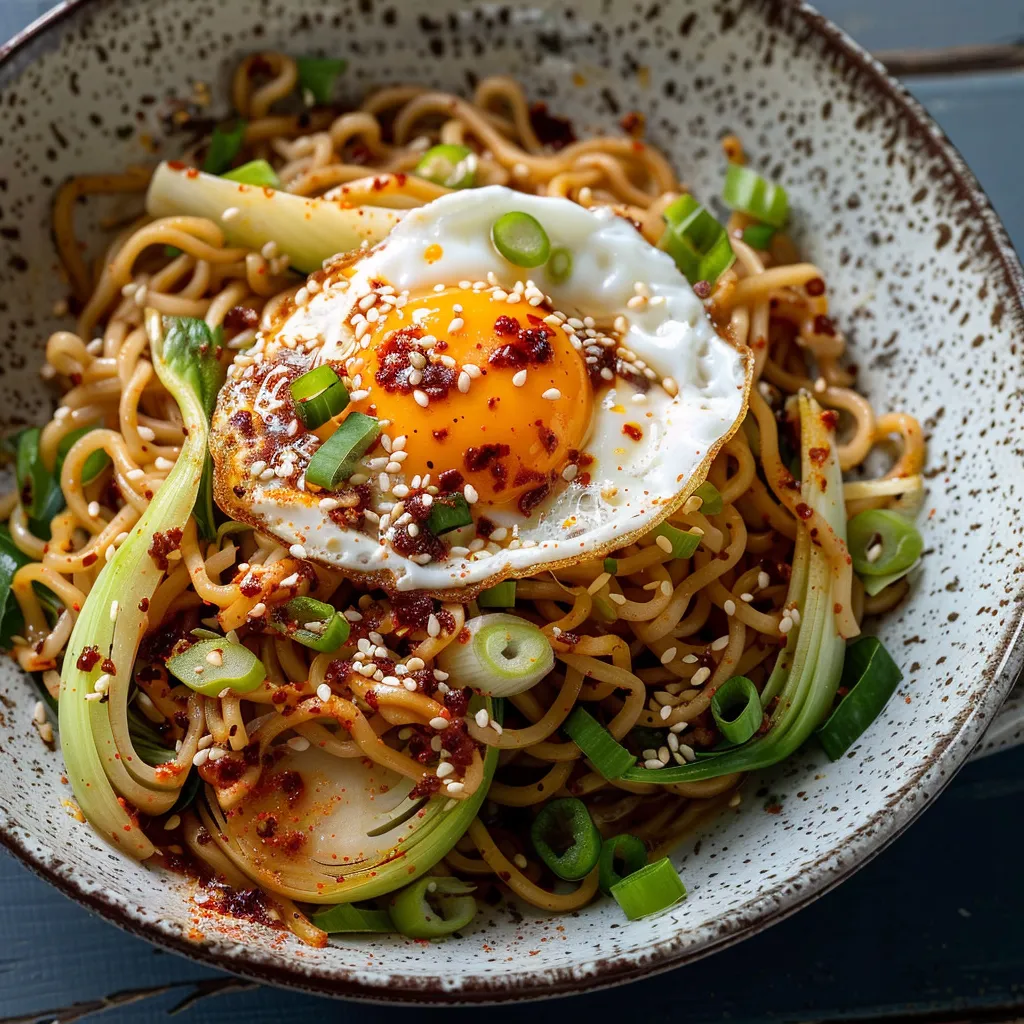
58, 311, 219, 857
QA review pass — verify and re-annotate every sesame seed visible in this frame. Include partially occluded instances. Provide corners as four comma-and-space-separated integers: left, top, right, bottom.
511, 369, 527, 387
562, 464, 579, 482
758, 571, 771, 590
660, 580, 673, 597
740, 592, 755, 603
87, 500, 101, 518
343, 609, 363, 622
711, 636, 730, 652
627, 295, 647, 310
247, 602, 267, 618
656, 535, 673, 554
692, 667, 711, 686
205, 649, 224, 666
463, 483, 479, 504
682, 654, 698, 664
433, 283, 446, 293
458, 371, 471, 393
427, 614, 441, 637
154, 456, 174, 471
109, 600, 119, 621
448, 317, 465, 333
608, 592, 627, 606
413, 389, 429, 408
261, 241, 279, 260
446, 781, 466, 794
678, 743, 696, 762
436, 761, 455, 778
724, 599, 736, 616
289, 543, 307, 559
659, 705, 672, 721
645, 757, 664, 769
137, 425, 156, 442
430, 716, 449, 731
287, 736, 311, 752
660, 647, 677, 665
866, 542, 883, 564
542, 388, 561, 400
192, 749, 210, 767
631, 392, 647, 404
790, 608, 801, 626
316, 683, 332, 702
208, 747, 227, 761
779, 616, 794, 634
198, 735, 214, 750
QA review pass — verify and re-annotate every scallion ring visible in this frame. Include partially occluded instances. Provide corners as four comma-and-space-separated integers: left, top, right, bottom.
722, 164, 789, 228
477, 580, 516, 609
598, 834, 648, 896
609, 857, 687, 920
847, 508, 923, 577
741, 223, 777, 250
167, 638, 266, 697
290, 365, 349, 429
312, 902, 394, 934
563, 707, 636, 780
269, 595, 350, 653
659, 195, 735, 287
491, 211, 551, 268
436, 613, 553, 698
415, 144, 477, 189
693, 480, 723, 515
305, 411, 380, 490
387, 876, 477, 939
223, 159, 281, 189
426, 493, 473, 536
653, 521, 701, 559
547, 245, 573, 283
530, 797, 601, 881
710, 675, 762, 746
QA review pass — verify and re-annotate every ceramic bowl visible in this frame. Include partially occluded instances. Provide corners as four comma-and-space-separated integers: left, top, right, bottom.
1, 0, 1022, 1004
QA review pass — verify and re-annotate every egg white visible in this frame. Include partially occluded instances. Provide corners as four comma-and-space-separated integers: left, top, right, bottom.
212, 186, 751, 592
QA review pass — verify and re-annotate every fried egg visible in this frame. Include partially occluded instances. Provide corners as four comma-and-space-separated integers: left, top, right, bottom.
211, 186, 751, 592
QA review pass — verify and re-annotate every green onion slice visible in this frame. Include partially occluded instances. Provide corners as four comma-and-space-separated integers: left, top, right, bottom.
222, 159, 281, 189
653, 521, 701, 559
56, 426, 112, 486
603, 557, 619, 574
722, 164, 789, 228
563, 707, 635, 780
426, 493, 473, 536
296, 57, 347, 105
847, 509, 922, 578
609, 857, 687, 920
312, 902, 393, 934
861, 563, 918, 598
710, 675, 762, 745
530, 797, 601, 881
203, 120, 247, 175
436, 613, 553, 698
270, 595, 350, 653
477, 580, 516, 609
387, 876, 477, 939
290, 365, 350, 429
742, 223, 777, 250
491, 211, 551, 269
0, 524, 30, 648
659, 195, 736, 287
305, 412, 380, 490
693, 481, 723, 516
598, 834, 648, 896
547, 245, 573, 284
415, 144, 477, 189
816, 636, 903, 760
167, 638, 266, 697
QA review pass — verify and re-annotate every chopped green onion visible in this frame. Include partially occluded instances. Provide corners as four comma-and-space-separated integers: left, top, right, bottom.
296, 57, 347, 105
388, 876, 477, 939
203, 120, 247, 175
222, 159, 281, 189
305, 412, 380, 490
16, 428, 65, 539
817, 636, 903, 760
164, 245, 183, 259
659, 195, 736, 286
530, 797, 601, 881
609, 857, 686, 920
270, 595, 350, 653
477, 580, 516, 608
436, 613, 553, 698
426, 493, 473, 535
215, 520, 252, 546
603, 557, 618, 574
598, 834, 648, 896
693, 481, 723, 516
653, 521, 701, 559
56, 426, 112, 486
742, 223, 777, 250
847, 509, 922, 578
312, 903, 394, 934
415, 144, 477, 189
167, 638, 266, 697
722, 164, 789, 228
290, 365, 349, 429
547, 245, 573, 284
710, 675, 763, 745
491, 211, 551, 269
563, 707, 635, 780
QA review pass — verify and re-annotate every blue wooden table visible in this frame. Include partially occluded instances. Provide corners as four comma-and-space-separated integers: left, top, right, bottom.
2, 2, 1023, 1021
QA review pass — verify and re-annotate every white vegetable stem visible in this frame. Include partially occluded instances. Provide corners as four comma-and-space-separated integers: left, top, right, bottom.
146, 163, 402, 273
437, 613, 554, 697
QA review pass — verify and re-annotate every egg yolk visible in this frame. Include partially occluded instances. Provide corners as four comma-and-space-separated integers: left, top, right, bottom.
354, 287, 593, 506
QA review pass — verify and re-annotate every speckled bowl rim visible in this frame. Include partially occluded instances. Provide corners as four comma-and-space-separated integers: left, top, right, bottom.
1, 0, 1023, 1005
